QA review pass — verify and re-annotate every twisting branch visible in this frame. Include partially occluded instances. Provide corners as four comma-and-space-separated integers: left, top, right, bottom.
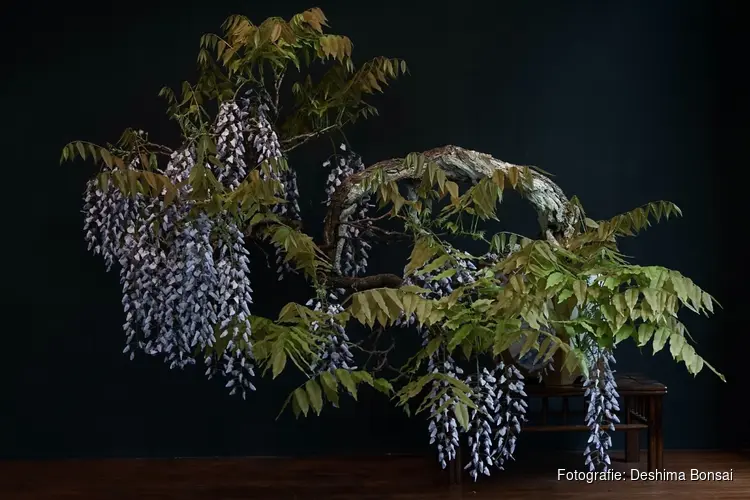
326, 273, 403, 291
323, 145, 581, 275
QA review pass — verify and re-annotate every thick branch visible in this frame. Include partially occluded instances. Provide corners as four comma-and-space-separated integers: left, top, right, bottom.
323, 145, 580, 273
326, 273, 403, 291
243, 217, 303, 238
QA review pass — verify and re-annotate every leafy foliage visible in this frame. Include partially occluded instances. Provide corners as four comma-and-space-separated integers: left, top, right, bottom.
65, 7, 720, 482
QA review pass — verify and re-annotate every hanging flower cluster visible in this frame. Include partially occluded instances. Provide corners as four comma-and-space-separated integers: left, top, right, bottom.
464, 363, 528, 480
425, 326, 463, 470
82, 104, 271, 398
465, 367, 498, 479
324, 145, 372, 277
398, 253, 473, 469
214, 101, 249, 189
491, 362, 527, 470
238, 91, 300, 281
396, 248, 529, 476
307, 289, 357, 375
583, 348, 620, 472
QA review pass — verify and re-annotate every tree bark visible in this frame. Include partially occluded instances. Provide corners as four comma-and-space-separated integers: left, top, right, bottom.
326, 273, 403, 291
323, 145, 580, 274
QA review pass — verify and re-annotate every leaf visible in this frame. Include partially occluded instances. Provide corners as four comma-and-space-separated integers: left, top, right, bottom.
353, 292, 372, 325
445, 180, 459, 199
405, 238, 437, 275
600, 304, 616, 325
612, 294, 628, 316
372, 378, 393, 395
535, 335, 553, 363
319, 371, 340, 406
520, 330, 539, 357
573, 281, 587, 306
637, 324, 655, 347
681, 343, 699, 375
75, 142, 87, 160
417, 254, 451, 275
305, 379, 324, 414
369, 290, 390, 319
447, 324, 473, 353
335, 369, 358, 400
702, 291, 715, 314
642, 288, 660, 315
691, 354, 704, 376
470, 299, 493, 312
293, 387, 310, 417
272, 349, 287, 378
493, 329, 522, 356
624, 288, 639, 314
669, 333, 686, 359
563, 349, 580, 375
546, 272, 565, 289
351, 371, 374, 386
651, 327, 669, 354
557, 289, 574, 303
614, 324, 634, 345
453, 402, 470, 431
383, 288, 404, 311
100, 148, 113, 168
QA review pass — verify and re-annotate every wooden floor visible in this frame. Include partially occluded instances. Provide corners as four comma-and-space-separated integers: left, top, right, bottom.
1, 451, 748, 499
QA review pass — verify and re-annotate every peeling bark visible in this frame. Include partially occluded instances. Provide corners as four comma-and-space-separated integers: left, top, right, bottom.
323, 145, 580, 274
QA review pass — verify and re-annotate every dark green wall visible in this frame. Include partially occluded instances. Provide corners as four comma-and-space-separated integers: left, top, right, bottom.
3, 0, 746, 459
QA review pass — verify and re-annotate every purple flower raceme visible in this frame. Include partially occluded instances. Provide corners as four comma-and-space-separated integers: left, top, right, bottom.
583, 347, 620, 472
82, 109, 268, 397
239, 92, 299, 281
307, 289, 357, 377
324, 144, 371, 277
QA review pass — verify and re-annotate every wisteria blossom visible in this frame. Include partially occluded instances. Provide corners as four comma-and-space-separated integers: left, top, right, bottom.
583, 348, 620, 472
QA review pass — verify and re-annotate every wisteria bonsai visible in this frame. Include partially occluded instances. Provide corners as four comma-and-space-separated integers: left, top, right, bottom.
63, 8, 723, 480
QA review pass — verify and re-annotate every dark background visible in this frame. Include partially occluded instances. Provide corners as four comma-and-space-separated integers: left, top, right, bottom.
2, 0, 747, 459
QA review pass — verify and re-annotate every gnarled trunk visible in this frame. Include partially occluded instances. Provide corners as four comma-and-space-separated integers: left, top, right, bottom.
323, 145, 581, 275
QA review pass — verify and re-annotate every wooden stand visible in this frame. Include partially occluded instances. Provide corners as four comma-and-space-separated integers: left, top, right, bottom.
446, 373, 666, 486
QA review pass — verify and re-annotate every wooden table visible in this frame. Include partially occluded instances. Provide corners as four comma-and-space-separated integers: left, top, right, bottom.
447, 373, 667, 485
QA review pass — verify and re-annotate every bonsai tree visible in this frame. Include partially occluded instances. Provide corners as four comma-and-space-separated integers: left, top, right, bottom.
62, 8, 722, 480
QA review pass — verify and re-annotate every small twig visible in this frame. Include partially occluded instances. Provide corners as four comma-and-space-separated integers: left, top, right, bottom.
145, 142, 174, 155
274, 70, 285, 113
354, 331, 396, 372
364, 225, 411, 240
281, 124, 340, 152
335, 212, 391, 228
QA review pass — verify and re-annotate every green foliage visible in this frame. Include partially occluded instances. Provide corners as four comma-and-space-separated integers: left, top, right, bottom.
64, 7, 722, 427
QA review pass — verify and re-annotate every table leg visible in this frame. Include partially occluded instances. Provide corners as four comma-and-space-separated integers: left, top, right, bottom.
647, 396, 664, 471
625, 396, 640, 463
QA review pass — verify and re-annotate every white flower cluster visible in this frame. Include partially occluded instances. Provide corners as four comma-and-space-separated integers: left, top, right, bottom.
307, 290, 357, 376
214, 101, 249, 189
583, 349, 620, 472
324, 145, 371, 277
83, 112, 263, 398
465, 367, 498, 479
464, 363, 528, 480
393, 248, 528, 475
424, 326, 463, 470
239, 93, 299, 281
490, 363, 527, 469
